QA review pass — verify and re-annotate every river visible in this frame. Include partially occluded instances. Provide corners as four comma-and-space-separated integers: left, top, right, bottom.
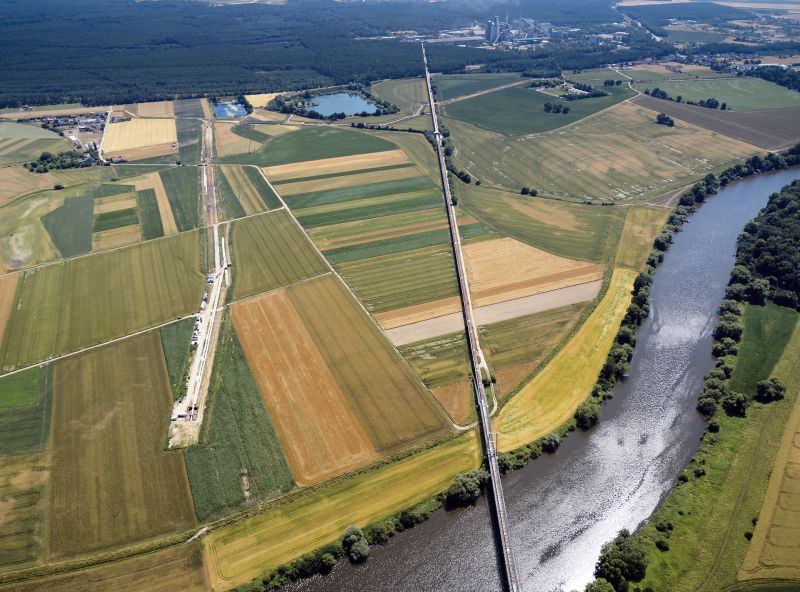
290, 169, 800, 592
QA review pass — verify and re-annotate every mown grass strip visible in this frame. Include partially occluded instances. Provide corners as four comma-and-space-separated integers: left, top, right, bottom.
285, 176, 433, 209
93, 207, 138, 233
137, 188, 165, 240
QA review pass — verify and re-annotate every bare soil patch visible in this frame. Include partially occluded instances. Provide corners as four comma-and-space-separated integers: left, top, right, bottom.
631, 94, 800, 150
464, 237, 604, 307
232, 289, 379, 485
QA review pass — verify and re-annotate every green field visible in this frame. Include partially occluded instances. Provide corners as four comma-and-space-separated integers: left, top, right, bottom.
184, 319, 294, 521
93, 207, 139, 232
295, 189, 441, 228
41, 193, 94, 258
137, 188, 165, 239
48, 332, 196, 559
637, 304, 800, 591
459, 185, 623, 263
371, 78, 426, 112
0, 231, 205, 371
563, 68, 630, 84
95, 183, 134, 198
0, 366, 52, 456
220, 127, 395, 166
433, 73, 522, 100
399, 331, 471, 388
0, 122, 71, 166
231, 210, 328, 300
214, 166, 247, 220
242, 166, 281, 209
446, 101, 756, 201
160, 167, 199, 231
285, 175, 434, 209
177, 118, 202, 164
443, 84, 634, 136
643, 78, 800, 112
337, 244, 458, 313
160, 318, 194, 399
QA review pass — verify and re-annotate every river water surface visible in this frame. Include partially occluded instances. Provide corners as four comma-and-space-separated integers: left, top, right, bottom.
291, 169, 800, 592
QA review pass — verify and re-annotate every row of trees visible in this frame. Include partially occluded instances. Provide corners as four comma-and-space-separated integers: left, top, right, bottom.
543, 102, 572, 114
25, 150, 93, 174
644, 88, 727, 110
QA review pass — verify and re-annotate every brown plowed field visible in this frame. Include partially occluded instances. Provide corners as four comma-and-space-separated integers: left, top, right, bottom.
231, 289, 379, 485
463, 237, 604, 307
264, 149, 409, 181
631, 94, 800, 150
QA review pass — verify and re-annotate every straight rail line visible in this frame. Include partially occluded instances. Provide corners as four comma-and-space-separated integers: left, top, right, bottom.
421, 42, 520, 592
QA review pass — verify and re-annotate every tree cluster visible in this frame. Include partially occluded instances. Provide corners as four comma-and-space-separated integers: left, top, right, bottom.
645, 88, 726, 110
655, 112, 674, 127
342, 525, 370, 563
735, 178, 800, 309
445, 469, 489, 508
520, 187, 538, 196
603, 79, 623, 87
590, 529, 649, 592
748, 65, 800, 93
543, 102, 572, 114
425, 127, 472, 184
25, 150, 92, 173
561, 81, 609, 100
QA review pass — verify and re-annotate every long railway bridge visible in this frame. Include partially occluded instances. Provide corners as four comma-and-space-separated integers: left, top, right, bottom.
421, 42, 521, 592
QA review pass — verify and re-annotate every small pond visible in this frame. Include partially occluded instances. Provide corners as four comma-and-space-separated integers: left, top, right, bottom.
309, 92, 378, 117
214, 102, 248, 118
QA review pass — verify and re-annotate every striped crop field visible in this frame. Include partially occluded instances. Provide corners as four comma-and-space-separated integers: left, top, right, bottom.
0, 231, 205, 372
48, 332, 196, 559
204, 434, 479, 590
231, 210, 328, 300
231, 274, 452, 485
220, 165, 281, 214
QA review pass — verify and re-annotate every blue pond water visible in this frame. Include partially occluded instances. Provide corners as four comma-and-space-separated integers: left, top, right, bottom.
214, 102, 248, 118
310, 92, 378, 116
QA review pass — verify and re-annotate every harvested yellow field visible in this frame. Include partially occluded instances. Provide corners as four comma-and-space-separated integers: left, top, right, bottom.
92, 225, 140, 251
0, 273, 19, 347
495, 268, 636, 451
375, 296, 461, 330
431, 382, 474, 425
214, 122, 253, 157
220, 165, 267, 215
102, 118, 177, 155
134, 172, 177, 234
0, 168, 56, 206
264, 149, 410, 181
245, 93, 281, 108
0, 106, 111, 121
278, 165, 421, 196
231, 289, 379, 485
136, 101, 175, 118
247, 110, 290, 123
204, 434, 480, 590
93, 194, 137, 214
464, 237, 604, 307
740, 320, 800, 581
616, 206, 670, 270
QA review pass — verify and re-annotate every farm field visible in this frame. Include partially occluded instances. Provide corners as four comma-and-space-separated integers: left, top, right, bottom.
495, 268, 636, 451
48, 332, 195, 558
160, 318, 194, 398
459, 185, 624, 263
176, 118, 202, 164
442, 84, 634, 136
433, 73, 522, 100
642, 78, 800, 112
616, 206, 671, 270
232, 274, 452, 484
447, 102, 757, 201
42, 191, 93, 257
184, 319, 294, 520
136, 100, 174, 118
371, 78, 426, 112
463, 237, 605, 307
174, 98, 207, 118
0, 191, 62, 272
132, 171, 178, 235
336, 242, 458, 314
159, 167, 199, 231
626, 64, 726, 82
230, 211, 328, 300
480, 301, 590, 399
0, 167, 57, 206
219, 165, 281, 214
0, 122, 71, 166
0, 274, 19, 347
0, 542, 208, 592
220, 126, 395, 166
563, 68, 629, 84
631, 94, 800, 151
264, 147, 410, 181
0, 231, 204, 371
102, 118, 177, 160
638, 304, 800, 591
203, 434, 480, 590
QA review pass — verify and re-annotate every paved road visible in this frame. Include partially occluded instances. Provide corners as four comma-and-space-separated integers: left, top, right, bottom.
422, 42, 520, 592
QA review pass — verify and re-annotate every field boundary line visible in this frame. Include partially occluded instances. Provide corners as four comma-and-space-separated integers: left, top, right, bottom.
250, 164, 468, 431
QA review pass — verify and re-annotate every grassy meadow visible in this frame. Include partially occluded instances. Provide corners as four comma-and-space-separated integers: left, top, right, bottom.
433, 73, 521, 100
48, 332, 196, 559
637, 304, 800, 591
615, 206, 671, 270
231, 211, 328, 300
643, 78, 800, 112
0, 231, 204, 371
371, 78, 426, 112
